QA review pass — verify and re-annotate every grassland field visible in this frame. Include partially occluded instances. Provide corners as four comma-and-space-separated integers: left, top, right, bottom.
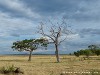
0, 55, 100, 75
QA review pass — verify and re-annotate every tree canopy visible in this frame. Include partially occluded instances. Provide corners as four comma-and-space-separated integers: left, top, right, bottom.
74, 44, 100, 57
12, 38, 48, 61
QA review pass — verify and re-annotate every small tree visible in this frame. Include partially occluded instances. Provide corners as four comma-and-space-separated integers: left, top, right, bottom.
74, 52, 80, 57
88, 45, 97, 50
38, 18, 72, 62
95, 50, 100, 56
84, 50, 92, 58
12, 38, 48, 61
88, 45, 100, 55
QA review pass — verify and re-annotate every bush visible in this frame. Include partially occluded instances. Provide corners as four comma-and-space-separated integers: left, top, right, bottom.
0, 65, 15, 74
74, 49, 95, 57
95, 50, 100, 56
84, 50, 92, 57
0, 65, 24, 74
74, 52, 80, 57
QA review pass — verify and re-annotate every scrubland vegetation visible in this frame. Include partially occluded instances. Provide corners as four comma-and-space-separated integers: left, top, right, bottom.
0, 55, 100, 75
74, 45, 100, 57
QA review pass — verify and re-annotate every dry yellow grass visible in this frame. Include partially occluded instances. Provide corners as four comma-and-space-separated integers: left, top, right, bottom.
0, 55, 100, 75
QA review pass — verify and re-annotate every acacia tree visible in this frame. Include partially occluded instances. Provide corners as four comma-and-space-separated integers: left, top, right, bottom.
38, 18, 72, 62
88, 45, 97, 50
12, 38, 48, 61
88, 45, 99, 53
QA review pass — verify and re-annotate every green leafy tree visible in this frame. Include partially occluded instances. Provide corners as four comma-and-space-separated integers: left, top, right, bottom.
88, 45, 99, 53
74, 49, 93, 57
74, 52, 80, 57
84, 50, 92, 58
95, 50, 100, 56
12, 38, 48, 61
79, 50, 85, 55
74, 45, 100, 57
88, 45, 100, 55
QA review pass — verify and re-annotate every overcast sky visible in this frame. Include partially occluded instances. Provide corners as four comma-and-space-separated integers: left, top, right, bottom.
0, 0, 100, 54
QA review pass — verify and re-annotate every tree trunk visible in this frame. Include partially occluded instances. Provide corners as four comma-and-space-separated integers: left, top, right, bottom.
28, 51, 32, 61
55, 44, 60, 62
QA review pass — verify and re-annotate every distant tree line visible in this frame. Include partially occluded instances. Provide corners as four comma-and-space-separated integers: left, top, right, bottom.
74, 45, 100, 57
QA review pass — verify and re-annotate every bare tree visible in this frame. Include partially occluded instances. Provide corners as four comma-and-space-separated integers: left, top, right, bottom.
38, 18, 72, 62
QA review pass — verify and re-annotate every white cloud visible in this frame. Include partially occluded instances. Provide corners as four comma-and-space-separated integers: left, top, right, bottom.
0, 11, 38, 37
0, 0, 41, 18
67, 34, 80, 39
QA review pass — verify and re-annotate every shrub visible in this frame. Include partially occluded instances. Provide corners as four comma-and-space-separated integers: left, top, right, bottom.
0, 65, 15, 74
0, 65, 24, 74
74, 52, 80, 57
95, 50, 100, 56
84, 50, 92, 58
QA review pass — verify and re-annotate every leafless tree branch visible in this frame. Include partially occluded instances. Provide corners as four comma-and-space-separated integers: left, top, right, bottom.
37, 18, 72, 62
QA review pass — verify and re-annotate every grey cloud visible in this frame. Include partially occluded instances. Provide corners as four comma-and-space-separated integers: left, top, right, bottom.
23, 0, 80, 15
21, 0, 100, 21
0, 0, 40, 19
80, 28, 100, 35
10, 34, 20, 37
0, 0, 100, 21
